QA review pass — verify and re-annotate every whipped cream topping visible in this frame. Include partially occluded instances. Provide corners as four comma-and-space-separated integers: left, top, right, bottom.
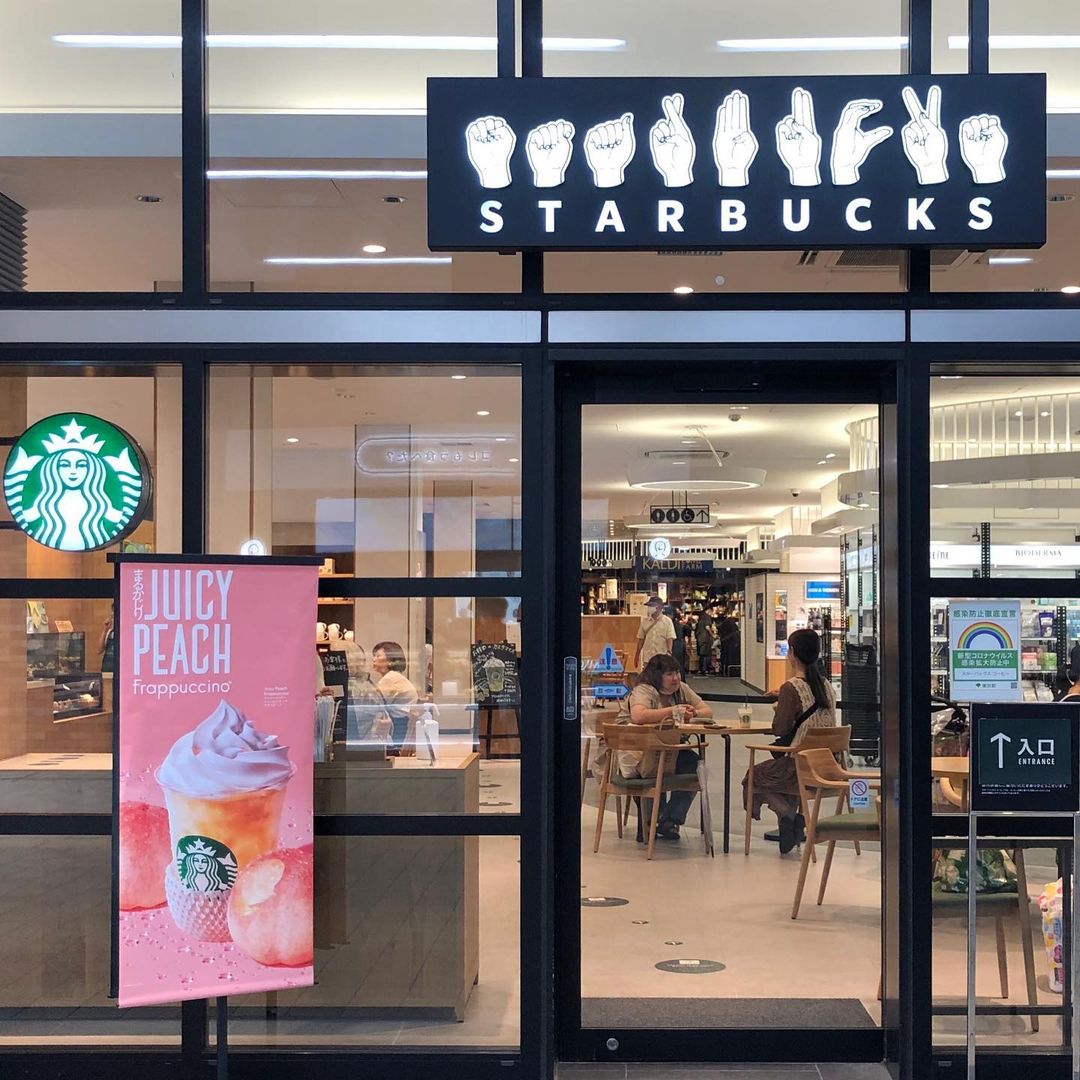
158, 699, 293, 797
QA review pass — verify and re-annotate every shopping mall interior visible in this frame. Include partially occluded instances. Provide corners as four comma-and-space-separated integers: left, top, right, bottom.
2, 367, 1080, 1051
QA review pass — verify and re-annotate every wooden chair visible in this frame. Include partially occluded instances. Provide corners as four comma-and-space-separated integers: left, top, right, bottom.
594, 723, 703, 860
931, 779, 1040, 1031
791, 748, 881, 919
743, 724, 853, 857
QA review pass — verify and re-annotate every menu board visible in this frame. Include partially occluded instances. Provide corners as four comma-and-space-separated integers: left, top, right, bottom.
471, 642, 520, 707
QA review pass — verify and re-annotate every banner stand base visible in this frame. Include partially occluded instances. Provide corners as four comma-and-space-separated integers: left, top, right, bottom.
217, 996, 228, 1080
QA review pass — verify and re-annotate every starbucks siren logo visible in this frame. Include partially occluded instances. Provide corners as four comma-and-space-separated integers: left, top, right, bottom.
3, 414, 151, 552
176, 835, 238, 894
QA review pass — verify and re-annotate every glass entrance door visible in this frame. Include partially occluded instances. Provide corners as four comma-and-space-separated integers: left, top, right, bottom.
557, 359, 897, 1065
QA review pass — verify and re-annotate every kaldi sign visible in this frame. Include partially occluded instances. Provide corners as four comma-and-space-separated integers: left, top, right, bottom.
427, 74, 1046, 251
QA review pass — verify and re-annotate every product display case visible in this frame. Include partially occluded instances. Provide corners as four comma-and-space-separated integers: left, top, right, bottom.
50, 675, 104, 721
26, 631, 86, 681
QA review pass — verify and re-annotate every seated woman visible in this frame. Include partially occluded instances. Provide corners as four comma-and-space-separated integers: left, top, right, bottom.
742, 628, 837, 854
621, 653, 712, 842
372, 640, 420, 756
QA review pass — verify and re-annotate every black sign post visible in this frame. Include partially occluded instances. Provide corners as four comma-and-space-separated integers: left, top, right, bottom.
965, 704, 1080, 1080
428, 74, 1046, 252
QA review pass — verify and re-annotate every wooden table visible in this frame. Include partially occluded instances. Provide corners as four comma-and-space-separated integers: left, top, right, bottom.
678, 721, 774, 854
931, 755, 970, 810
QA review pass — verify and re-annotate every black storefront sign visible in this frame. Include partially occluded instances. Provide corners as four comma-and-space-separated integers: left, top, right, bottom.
471, 642, 521, 707
427, 74, 1046, 251
970, 703, 1079, 813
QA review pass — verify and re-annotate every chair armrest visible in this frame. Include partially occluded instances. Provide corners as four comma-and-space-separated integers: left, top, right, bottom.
745, 742, 784, 752
809, 778, 883, 791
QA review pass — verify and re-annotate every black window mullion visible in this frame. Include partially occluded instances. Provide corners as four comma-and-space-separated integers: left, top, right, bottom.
903, 0, 933, 295
181, 0, 209, 306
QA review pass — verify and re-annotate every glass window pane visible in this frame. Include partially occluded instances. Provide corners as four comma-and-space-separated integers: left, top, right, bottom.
0, 836, 181, 1045
207, 364, 522, 576
221, 835, 519, 1049
207, 0, 518, 292
930, 374, 1080, 574
0, 366, 183, 577
0, 3, 181, 291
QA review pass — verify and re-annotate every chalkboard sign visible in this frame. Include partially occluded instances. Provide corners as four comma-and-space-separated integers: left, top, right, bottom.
970, 703, 1079, 814
471, 642, 520, 707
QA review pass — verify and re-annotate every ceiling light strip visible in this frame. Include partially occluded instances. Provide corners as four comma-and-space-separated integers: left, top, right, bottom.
208, 169, 427, 180
53, 34, 625, 51
264, 256, 452, 266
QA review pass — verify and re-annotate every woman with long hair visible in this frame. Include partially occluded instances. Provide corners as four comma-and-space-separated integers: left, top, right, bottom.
742, 628, 837, 854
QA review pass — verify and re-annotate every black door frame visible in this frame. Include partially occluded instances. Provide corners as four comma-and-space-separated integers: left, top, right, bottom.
551, 346, 910, 1067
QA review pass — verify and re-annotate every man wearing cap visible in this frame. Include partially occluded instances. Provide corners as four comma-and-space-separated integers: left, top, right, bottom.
634, 596, 677, 671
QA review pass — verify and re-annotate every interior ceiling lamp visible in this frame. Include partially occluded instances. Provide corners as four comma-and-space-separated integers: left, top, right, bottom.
628, 460, 766, 491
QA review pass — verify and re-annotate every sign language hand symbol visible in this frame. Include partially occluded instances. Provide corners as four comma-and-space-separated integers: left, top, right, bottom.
901, 85, 949, 185
959, 113, 1008, 184
830, 99, 893, 185
585, 112, 636, 188
712, 89, 758, 187
465, 115, 517, 189
650, 93, 696, 188
775, 87, 823, 187
527, 119, 576, 188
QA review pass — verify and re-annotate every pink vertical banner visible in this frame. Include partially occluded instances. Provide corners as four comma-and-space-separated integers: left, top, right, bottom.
116, 559, 318, 1007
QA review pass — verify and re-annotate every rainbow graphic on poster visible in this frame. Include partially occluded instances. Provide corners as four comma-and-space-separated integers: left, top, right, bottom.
948, 601, 1022, 704
955, 621, 1015, 650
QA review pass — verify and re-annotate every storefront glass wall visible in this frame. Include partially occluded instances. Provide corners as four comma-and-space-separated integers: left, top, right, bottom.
0, 1, 182, 292
206, 0, 520, 293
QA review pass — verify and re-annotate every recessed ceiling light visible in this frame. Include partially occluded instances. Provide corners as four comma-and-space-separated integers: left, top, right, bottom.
1063, 285, 1080, 295
54, 33, 626, 51
1041, 410, 1051, 417
509, 457, 519, 463
672, 461, 687, 465
950, 34, 1080, 49
495, 437, 508, 442
939, 375, 964, 380
286, 437, 300, 444
362, 243, 387, 253
673, 285, 694, 295
987, 255, 1033, 265
208, 169, 426, 181
817, 460, 828, 465
825, 453, 836, 460
263, 255, 450, 265
451, 374, 467, 380
717, 36, 908, 51
476, 410, 490, 416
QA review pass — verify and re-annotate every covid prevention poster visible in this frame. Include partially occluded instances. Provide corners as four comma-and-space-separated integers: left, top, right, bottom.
116, 559, 318, 1007
948, 600, 1022, 703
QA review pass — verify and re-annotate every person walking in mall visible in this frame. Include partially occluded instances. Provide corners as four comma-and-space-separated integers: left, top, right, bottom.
717, 605, 741, 677
666, 605, 686, 673
696, 604, 719, 675
742, 628, 837, 854
633, 596, 676, 671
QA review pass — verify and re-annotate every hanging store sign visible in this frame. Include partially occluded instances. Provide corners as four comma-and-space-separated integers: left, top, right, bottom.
948, 600, 1022, 703
116, 558, 318, 1007
633, 556, 714, 573
3, 413, 152, 552
427, 74, 1046, 251
970, 703, 1079, 813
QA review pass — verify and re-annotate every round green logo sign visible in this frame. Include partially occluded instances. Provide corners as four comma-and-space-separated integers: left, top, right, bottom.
3, 413, 151, 552
176, 835, 238, 894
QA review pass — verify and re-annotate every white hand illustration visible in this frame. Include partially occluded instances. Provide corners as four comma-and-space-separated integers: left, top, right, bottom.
649, 93, 696, 188
584, 112, 636, 188
959, 113, 1008, 184
775, 87, 823, 187
830, 98, 893, 185
901, 86, 948, 185
526, 119, 576, 188
712, 89, 758, 187
465, 116, 517, 189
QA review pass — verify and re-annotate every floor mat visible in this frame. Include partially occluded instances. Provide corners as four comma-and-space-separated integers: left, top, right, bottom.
582, 996, 877, 1029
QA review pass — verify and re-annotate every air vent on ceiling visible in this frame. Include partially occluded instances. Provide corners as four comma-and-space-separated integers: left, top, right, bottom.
798, 248, 976, 270
644, 448, 729, 460
657, 250, 725, 256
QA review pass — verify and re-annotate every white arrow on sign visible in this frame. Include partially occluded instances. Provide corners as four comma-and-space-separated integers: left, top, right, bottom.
990, 731, 1012, 769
